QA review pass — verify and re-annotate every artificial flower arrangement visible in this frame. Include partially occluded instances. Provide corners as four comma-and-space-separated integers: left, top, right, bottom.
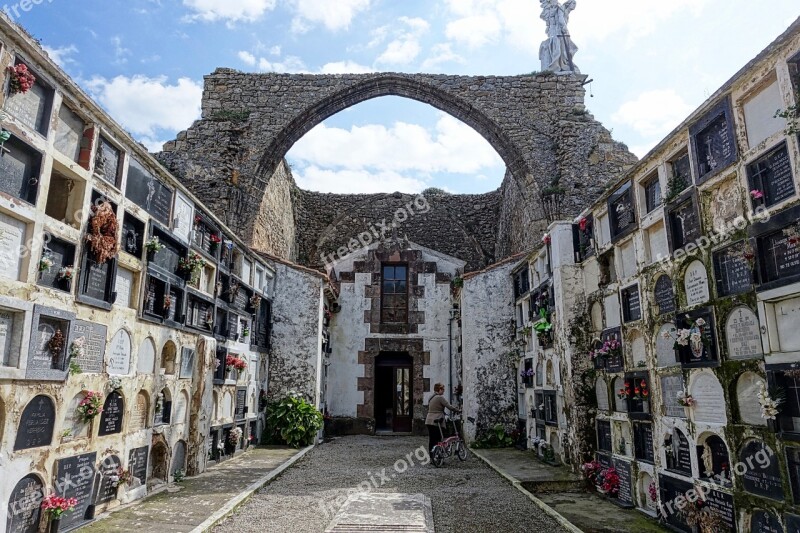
57, 265, 76, 282
76, 391, 104, 423
41, 494, 78, 521
757, 381, 785, 420
8, 63, 35, 94
676, 391, 696, 407
225, 354, 247, 372
145, 236, 165, 254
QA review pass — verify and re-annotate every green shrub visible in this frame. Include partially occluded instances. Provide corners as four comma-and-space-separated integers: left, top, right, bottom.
263, 393, 323, 448
472, 424, 516, 449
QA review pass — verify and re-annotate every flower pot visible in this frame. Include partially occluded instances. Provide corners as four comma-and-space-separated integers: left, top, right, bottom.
49, 518, 61, 533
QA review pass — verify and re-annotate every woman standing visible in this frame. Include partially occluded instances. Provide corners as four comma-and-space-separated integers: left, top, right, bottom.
426, 383, 459, 454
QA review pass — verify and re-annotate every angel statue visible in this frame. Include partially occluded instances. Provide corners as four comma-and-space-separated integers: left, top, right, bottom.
539, 0, 579, 74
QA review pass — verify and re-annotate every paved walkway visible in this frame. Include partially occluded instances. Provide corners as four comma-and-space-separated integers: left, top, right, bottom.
80, 446, 308, 533
473, 448, 670, 533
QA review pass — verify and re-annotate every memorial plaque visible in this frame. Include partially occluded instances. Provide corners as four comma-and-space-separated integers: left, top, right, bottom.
740, 441, 783, 500
684, 260, 710, 306
661, 375, 686, 418
613, 459, 634, 506
747, 142, 795, 208
608, 182, 637, 240
131, 392, 148, 431
703, 488, 736, 532
0, 212, 26, 281
95, 136, 121, 185
180, 347, 195, 379
596, 378, 610, 411
96, 455, 122, 504
725, 307, 763, 360
714, 244, 753, 297
691, 99, 737, 182
107, 329, 131, 375
737, 373, 768, 426
691, 373, 727, 425
621, 284, 641, 323
654, 275, 676, 315
128, 446, 149, 485
125, 159, 173, 225
6, 474, 44, 533
761, 227, 800, 285
68, 320, 107, 374
751, 511, 783, 533
5, 81, 49, 133
0, 138, 40, 204
54, 105, 84, 162
235, 388, 247, 420
54, 452, 96, 531
668, 197, 702, 252
14, 396, 55, 450
98, 392, 124, 436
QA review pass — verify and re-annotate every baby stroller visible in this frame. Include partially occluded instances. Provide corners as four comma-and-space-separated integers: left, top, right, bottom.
431, 414, 468, 467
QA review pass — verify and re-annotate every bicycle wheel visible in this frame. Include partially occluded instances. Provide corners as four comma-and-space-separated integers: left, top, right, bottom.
457, 442, 468, 461
431, 446, 444, 467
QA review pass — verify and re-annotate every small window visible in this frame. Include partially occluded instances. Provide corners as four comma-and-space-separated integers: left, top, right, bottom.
643, 173, 662, 213
381, 264, 408, 324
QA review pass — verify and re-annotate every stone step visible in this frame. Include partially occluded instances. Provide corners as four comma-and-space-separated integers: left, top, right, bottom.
324, 493, 434, 533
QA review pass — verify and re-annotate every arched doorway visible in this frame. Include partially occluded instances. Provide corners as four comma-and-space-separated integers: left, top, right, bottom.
375, 353, 413, 433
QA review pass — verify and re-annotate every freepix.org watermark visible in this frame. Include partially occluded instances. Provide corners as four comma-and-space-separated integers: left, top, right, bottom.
316, 445, 430, 520
3, 0, 55, 21
320, 194, 431, 271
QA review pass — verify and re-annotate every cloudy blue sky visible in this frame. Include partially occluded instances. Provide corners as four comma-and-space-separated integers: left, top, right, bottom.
11, 0, 799, 194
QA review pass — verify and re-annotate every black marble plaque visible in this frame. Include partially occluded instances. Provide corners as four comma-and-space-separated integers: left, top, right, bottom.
95, 455, 122, 504
236, 388, 247, 420
668, 196, 702, 252
125, 159, 173, 225
622, 284, 641, 322
180, 347, 195, 379
747, 142, 795, 208
54, 452, 96, 531
6, 474, 44, 533
751, 511, 783, 533
0, 137, 40, 204
99, 392, 124, 436
713, 242, 753, 297
608, 182, 637, 241
128, 446, 148, 485
95, 136, 121, 186
613, 458, 633, 505
68, 321, 107, 374
654, 275, 676, 315
740, 441, 784, 501
14, 396, 55, 450
703, 488, 736, 532
691, 98, 737, 182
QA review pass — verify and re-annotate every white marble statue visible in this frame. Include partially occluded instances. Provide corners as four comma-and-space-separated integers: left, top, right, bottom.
539, 0, 579, 74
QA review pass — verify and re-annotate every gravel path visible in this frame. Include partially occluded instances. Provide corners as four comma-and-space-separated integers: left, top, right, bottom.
215, 435, 568, 533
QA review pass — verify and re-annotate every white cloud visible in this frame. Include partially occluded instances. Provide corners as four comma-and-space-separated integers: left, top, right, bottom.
182, 0, 276, 23
319, 61, 374, 74
612, 89, 694, 139
238, 50, 257, 66
289, 113, 503, 175
289, 0, 372, 32
376, 16, 430, 66
42, 44, 79, 67
84, 75, 202, 138
293, 166, 428, 194
421, 43, 465, 71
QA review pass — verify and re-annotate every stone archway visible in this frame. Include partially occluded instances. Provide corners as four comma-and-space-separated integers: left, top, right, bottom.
159, 71, 634, 263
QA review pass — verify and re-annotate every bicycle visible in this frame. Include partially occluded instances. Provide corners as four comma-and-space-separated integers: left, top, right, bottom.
431, 414, 468, 467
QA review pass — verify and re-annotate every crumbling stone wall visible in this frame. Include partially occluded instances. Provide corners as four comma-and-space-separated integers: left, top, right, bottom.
158, 71, 636, 266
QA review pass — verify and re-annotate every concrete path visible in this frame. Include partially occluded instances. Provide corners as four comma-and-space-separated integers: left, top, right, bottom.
79, 446, 310, 533
473, 448, 670, 533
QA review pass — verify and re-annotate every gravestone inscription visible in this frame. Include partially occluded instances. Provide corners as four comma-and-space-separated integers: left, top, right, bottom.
6, 474, 44, 533
14, 396, 55, 450
54, 452, 96, 531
